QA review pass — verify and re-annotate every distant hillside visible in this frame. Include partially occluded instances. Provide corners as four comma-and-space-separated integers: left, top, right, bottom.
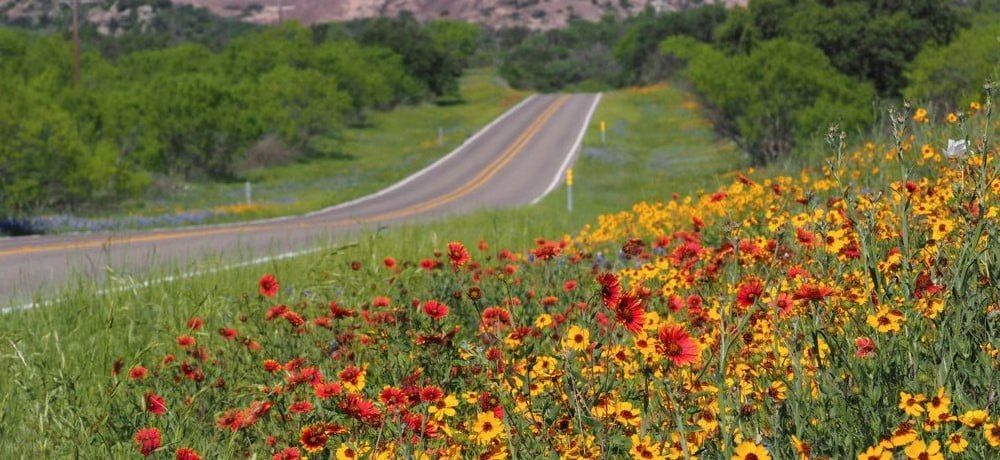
0, 0, 255, 43
175, 0, 745, 29
2, 0, 745, 34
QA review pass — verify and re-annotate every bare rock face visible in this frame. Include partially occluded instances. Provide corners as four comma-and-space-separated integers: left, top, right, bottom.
172, 0, 747, 29
3, 0, 157, 35
2, 0, 746, 33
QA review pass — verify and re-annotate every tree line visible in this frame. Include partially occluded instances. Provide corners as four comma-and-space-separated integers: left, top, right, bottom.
496, 1, 999, 164
0, 16, 481, 215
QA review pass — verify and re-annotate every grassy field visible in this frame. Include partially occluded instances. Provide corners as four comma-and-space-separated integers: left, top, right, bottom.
0, 81, 744, 455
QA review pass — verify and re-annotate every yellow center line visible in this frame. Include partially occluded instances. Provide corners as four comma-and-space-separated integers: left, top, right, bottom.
0, 95, 570, 259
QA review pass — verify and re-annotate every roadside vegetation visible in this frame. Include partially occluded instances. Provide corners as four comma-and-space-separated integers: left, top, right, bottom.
1, 81, 995, 458
0, 75, 741, 453
1, 69, 524, 233
0, 16, 480, 227
496, 1, 998, 165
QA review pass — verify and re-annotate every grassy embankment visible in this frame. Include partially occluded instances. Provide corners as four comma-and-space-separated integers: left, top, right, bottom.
0, 81, 738, 455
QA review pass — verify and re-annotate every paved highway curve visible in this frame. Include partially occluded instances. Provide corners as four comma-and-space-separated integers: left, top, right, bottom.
0, 93, 601, 307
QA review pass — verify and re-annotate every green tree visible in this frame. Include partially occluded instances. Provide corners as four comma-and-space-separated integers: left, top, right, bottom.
352, 14, 463, 97
905, 19, 1000, 107
256, 65, 351, 149
715, 0, 966, 96
426, 20, 482, 97
663, 37, 875, 164
614, 4, 728, 84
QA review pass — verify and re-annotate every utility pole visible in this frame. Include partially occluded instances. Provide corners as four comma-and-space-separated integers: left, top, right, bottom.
277, 0, 283, 25
71, 0, 80, 89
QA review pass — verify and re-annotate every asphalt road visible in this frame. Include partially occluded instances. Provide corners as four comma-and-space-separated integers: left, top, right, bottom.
0, 93, 602, 307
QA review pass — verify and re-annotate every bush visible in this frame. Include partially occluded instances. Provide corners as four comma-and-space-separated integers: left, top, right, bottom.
662, 37, 875, 164
905, 19, 1000, 108
714, 0, 965, 96
0, 21, 467, 215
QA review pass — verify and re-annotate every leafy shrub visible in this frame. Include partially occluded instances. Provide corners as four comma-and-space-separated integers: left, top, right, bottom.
662, 37, 875, 164
714, 0, 965, 96
0, 20, 471, 215
905, 18, 1000, 107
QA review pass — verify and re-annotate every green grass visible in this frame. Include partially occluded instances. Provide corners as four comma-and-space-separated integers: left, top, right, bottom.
0, 81, 738, 455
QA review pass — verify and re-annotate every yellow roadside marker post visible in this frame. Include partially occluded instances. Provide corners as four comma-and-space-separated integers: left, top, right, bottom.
566, 168, 574, 213
600, 120, 606, 144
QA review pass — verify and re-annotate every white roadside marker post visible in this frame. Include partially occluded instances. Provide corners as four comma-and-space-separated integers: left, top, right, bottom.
438, 126, 444, 146
245, 181, 252, 206
600, 120, 606, 145
566, 168, 574, 213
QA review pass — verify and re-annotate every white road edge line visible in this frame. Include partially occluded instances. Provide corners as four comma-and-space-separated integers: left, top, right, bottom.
2, 246, 330, 314
529, 93, 602, 205
4, 94, 541, 314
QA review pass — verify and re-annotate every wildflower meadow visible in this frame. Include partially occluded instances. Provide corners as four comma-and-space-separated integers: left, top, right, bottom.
92, 94, 1000, 460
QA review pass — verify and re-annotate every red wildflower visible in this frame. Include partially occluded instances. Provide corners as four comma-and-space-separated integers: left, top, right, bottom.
175, 448, 202, 460
423, 300, 449, 321
420, 258, 439, 270
258, 274, 279, 297
186, 317, 203, 330
687, 295, 703, 313
338, 366, 363, 388
736, 278, 765, 308
379, 386, 409, 412
403, 412, 440, 438
312, 316, 333, 329
372, 296, 390, 308
283, 310, 305, 327
787, 265, 811, 279
774, 292, 794, 316
176, 335, 195, 348
447, 241, 471, 268
145, 392, 167, 416
328, 301, 355, 318
272, 447, 303, 460
299, 424, 329, 453
338, 393, 382, 425
313, 381, 343, 399
129, 365, 148, 381
481, 307, 513, 331
796, 227, 817, 247
855, 337, 876, 358
289, 400, 314, 414
287, 366, 323, 387
265, 304, 289, 320
656, 324, 700, 366
383, 256, 397, 269
532, 240, 562, 260
793, 284, 833, 303
218, 328, 238, 340
134, 427, 161, 456
263, 359, 281, 373
596, 272, 622, 308
611, 293, 645, 334
420, 385, 444, 403
563, 280, 578, 292
692, 215, 705, 231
